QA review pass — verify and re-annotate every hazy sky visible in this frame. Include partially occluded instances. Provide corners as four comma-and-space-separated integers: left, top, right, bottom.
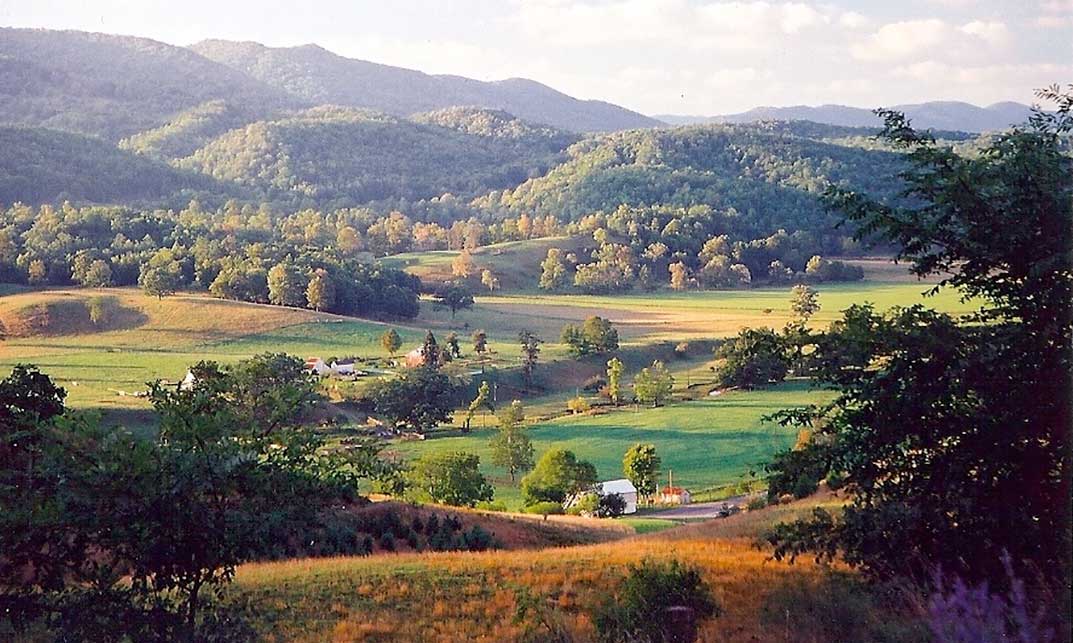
1, 0, 1070, 115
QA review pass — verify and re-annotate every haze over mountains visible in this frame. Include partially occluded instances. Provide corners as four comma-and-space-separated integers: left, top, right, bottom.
0, 27, 656, 137
0, 26, 1020, 213
657, 101, 1036, 133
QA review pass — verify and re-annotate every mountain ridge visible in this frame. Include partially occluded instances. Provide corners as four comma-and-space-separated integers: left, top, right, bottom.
655, 100, 1035, 132
188, 38, 660, 133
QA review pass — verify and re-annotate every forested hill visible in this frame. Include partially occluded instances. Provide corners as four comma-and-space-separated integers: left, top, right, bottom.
174, 107, 576, 204
0, 28, 299, 141
476, 121, 912, 235
188, 39, 660, 133
0, 126, 232, 206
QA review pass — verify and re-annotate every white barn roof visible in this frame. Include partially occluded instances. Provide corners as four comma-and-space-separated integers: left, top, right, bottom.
599, 479, 637, 495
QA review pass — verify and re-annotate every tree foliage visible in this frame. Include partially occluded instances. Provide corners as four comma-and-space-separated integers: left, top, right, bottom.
368, 366, 457, 432
622, 443, 661, 500
632, 360, 674, 407
764, 91, 1073, 590
520, 448, 598, 506
0, 356, 393, 637
405, 451, 494, 507
489, 401, 534, 482
561, 315, 620, 357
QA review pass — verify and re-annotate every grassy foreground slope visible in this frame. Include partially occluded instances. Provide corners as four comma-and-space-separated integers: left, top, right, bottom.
228, 495, 873, 642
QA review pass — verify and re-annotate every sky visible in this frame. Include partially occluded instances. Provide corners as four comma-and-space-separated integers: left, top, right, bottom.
1, 0, 1070, 115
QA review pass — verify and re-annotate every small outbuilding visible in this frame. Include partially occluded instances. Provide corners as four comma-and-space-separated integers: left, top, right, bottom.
598, 478, 638, 514
404, 348, 427, 368
659, 486, 692, 505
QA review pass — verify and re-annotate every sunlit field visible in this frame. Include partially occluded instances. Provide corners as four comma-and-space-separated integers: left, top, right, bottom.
0, 281, 970, 413
226, 495, 872, 643
391, 381, 829, 509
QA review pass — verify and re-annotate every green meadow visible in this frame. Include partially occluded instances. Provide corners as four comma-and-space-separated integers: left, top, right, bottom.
0, 280, 974, 413
390, 381, 828, 510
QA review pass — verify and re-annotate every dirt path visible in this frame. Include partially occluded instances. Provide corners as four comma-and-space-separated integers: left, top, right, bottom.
647, 494, 756, 519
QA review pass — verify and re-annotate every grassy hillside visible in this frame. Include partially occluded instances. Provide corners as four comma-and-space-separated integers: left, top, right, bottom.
189, 39, 659, 133
391, 382, 825, 509
415, 281, 978, 342
226, 493, 916, 642
0, 281, 974, 411
384, 236, 589, 290
0, 289, 341, 409
0, 28, 299, 141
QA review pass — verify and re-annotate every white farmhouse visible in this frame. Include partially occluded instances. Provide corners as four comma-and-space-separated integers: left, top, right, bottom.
331, 359, 356, 375
304, 357, 330, 376
598, 479, 638, 514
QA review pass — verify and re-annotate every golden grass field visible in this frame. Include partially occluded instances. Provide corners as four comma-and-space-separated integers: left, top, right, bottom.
228, 495, 860, 642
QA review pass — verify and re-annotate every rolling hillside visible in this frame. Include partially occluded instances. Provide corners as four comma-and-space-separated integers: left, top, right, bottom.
117, 99, 266, 161
224, 493, 915, 643
0, 27, 299, 141
189, 39, 660, 133
478, 122, 910, 232
177, 106, 574, 203
0, 125, 228, 205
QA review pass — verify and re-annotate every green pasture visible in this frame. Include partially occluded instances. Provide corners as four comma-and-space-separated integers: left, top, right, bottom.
390, 381, 828, 510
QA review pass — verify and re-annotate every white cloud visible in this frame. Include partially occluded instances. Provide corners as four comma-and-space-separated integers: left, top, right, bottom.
838, 11, 869, 29
958, 20, 1010, 46
851, 18, 1011, 62
850, 19, 948, 61
512, 0, 841, 51
1036, 14, 1072, 27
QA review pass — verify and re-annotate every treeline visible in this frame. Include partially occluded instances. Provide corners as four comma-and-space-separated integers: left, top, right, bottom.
0, 201, 425, 318
537, 205, 863, 294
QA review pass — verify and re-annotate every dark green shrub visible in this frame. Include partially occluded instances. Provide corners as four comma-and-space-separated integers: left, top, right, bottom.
593, 559, 720, 643
425, 514, 440, 536
379, 532, 396, 552
765, 444, 828, 502
597, 493, 627, 518
525, 501, 564, 516
462, 525, 496, 551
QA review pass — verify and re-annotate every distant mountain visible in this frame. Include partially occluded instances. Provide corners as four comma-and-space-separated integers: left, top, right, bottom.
0, 28, 299, 141
189, 39, 660, 133
655, 101, 1035, 133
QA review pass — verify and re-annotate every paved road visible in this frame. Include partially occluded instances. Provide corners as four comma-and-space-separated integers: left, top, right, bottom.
647, 494, 756, 519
